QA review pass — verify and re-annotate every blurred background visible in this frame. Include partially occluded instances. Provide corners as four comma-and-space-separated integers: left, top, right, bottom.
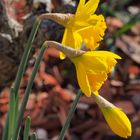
0, 0, 140, 139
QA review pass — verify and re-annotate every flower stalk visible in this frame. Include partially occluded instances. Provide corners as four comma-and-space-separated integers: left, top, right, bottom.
59, 90, 82, 140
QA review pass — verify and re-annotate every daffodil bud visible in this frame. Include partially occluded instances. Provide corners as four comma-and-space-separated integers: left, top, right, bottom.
92, 94, 132, 138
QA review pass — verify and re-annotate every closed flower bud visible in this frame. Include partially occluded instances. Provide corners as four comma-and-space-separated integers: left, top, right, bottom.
93, 94, 132, 138
101, 107, 132, 138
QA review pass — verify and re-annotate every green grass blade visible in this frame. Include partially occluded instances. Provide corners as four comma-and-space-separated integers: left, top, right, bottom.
12, 43, 47, 140
8, 88, 16, 140
14, 18, 41, 98
2, 113, 9, 140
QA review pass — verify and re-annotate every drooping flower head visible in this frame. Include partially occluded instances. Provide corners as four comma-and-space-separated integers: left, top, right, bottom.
47, 41, 121, 97
71, 51, 121, 96
39, 0, 106, 59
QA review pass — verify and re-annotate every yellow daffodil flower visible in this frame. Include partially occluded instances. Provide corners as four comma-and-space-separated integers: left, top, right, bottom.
39, 0, 106, 59
62, 0, 106, 48
93, 94, 132, 138
71, 51, 121, 97
47, 41, 121, 97
61, 0, 106, 59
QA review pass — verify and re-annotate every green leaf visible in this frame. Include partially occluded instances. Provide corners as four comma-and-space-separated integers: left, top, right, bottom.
59, 90, 82, 140
2, 113, 9, 140
12, 43, 47, 140
23, 116, 31, 140
14, 18, 41, 98
8, 88, 16, 140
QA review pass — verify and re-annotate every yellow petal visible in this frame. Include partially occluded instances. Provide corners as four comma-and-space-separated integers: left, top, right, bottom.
77, 0, 100, 17
71, 52, 108, 73
62, 28, 75, 47
86, 51, 121, 73
101, 107, 132, 138
89, 51, 121, 59
87, 72, 107, 92
75, 62, 91, 97
85, 0, 99, 14
61, 28, 75, 59
76, 0, 86, 14
73, 31, 83, 49
61, 29, 83, 59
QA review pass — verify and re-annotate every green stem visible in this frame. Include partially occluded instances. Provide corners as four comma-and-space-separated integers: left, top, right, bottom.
23, 116, 31, 140
2, 113, 9, 140
8, 88, 16, 140
14, 18, 41, 98
59, 90, 82, 140
2, 88, 16, 140
12, 43, 47, 140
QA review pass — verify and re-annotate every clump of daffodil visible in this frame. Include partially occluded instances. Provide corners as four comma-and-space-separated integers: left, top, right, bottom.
39, 0, 106, 59
93, 94, 132, 138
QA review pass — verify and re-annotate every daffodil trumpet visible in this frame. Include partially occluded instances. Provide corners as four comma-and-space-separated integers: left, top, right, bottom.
92, 94, 132, 138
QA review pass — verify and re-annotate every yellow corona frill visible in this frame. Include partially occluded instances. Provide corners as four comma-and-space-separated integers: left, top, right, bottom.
71, 51, 121, 97
93, 94, 132, 138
